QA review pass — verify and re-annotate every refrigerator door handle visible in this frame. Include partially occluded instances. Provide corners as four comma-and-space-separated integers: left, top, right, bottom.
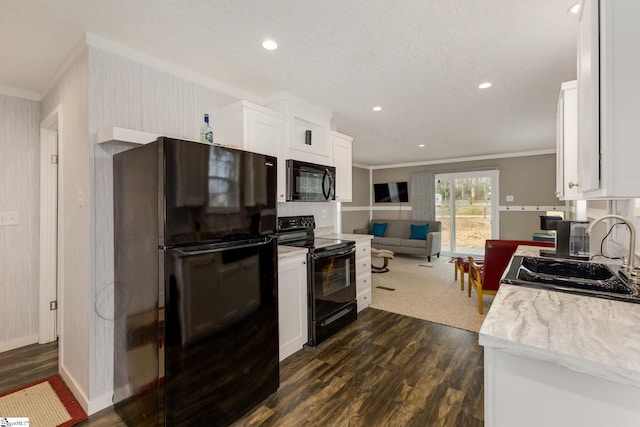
172, 236, 276, 256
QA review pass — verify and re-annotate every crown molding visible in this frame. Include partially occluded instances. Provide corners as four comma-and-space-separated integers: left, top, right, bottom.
354, 148, 556, 170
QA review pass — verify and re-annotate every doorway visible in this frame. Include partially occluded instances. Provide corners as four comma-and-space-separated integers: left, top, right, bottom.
39, 106, 61, 344
435, 170, 499, 255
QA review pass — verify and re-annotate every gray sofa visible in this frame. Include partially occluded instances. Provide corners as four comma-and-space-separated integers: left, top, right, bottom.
354, 219, 442, 262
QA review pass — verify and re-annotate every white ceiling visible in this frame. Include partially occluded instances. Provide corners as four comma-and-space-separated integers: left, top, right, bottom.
0, 0, 579, 166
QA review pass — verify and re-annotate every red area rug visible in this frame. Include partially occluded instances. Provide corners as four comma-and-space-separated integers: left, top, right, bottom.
0, 375, 87, 426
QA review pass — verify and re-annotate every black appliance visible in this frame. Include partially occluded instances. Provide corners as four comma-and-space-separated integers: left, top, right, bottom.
540, 220, 590, 260
277, 216, 356, 346
286, 159, 336, 201
113, 137, 279, 426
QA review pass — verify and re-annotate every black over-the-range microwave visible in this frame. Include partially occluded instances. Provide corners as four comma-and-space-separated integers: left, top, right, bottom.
286, 159, 336, 201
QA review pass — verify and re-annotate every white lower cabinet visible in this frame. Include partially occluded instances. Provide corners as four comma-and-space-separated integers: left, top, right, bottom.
484, 347, 640, 427
355, 240, 372, 312
277, 252, 308, 361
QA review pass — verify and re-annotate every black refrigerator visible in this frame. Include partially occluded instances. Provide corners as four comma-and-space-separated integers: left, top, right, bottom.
113, 137, 279, 426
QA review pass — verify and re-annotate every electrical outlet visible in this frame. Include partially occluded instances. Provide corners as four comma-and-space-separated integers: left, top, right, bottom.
506, 195, 514, 202
0, 212, 18, 226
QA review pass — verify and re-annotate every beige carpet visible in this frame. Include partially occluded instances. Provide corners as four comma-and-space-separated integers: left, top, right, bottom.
0, 375, 87, 427
369, 255, 494, 333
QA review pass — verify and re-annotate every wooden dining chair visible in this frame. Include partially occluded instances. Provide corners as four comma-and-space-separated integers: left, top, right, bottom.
454, 256, 484, 291
453, 257, 466, 290
468, 256, 495, 315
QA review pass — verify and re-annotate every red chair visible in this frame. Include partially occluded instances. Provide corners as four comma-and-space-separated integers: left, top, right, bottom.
468, 240, 554, 314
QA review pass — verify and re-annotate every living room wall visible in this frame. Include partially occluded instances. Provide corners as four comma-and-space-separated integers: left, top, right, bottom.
342, 153, 559, 241
341, 166, 370, 234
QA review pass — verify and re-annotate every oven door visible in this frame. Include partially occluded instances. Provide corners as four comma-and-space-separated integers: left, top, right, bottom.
308, 246, 357, 345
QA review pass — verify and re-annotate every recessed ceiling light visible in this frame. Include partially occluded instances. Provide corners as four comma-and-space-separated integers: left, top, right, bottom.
569, 3, 580, 14
372, 106, 382, 112
262, 39, 278, 50
418, 144, 425, 148
478, 82, 492, 89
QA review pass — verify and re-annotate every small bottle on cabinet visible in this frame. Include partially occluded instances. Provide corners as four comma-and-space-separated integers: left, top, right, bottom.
200, 114, 214, 144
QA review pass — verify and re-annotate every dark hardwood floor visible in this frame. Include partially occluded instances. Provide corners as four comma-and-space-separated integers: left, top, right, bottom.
0, 308, 484, 426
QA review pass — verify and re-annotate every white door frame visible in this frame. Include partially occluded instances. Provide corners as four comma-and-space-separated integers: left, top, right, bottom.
39, 105, 63, 344
436, 170, 499, 254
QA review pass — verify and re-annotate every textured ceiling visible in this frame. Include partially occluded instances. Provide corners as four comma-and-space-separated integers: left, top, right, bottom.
0, 0, 579, 166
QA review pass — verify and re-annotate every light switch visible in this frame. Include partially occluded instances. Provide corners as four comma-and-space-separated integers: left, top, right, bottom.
506, 195, 514, 202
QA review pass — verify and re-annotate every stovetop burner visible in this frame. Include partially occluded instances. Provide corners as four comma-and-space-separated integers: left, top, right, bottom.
277, 215, 354, 253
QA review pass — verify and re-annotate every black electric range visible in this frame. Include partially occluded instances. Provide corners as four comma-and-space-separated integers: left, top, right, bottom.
277, 215, 357, 346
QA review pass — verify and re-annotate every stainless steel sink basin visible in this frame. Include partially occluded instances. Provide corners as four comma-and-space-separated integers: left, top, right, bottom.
502, 256, 640, 303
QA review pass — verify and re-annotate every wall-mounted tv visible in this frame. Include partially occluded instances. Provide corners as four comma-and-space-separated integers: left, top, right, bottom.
374, 182, 409, 203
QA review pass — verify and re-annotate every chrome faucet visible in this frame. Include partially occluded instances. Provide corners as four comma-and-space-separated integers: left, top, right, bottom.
587, 214, 637, 279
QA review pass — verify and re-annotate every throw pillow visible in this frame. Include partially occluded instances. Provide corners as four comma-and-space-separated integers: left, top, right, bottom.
371, 222, 388, 237
410, 224, 429, 240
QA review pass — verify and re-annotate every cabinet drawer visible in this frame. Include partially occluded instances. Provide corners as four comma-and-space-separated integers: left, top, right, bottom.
356, 273, 371, 293
356, 242, 371, 259
357, 289, 371, 312
357, 256, 371, 276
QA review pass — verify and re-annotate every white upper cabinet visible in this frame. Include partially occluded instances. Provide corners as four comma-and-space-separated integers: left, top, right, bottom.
220, 100, 286, 157
290, 117, 331, 164
267, 94, 333, 166
221, 100, 288, 201
556, 81, 580, 200
576, 0, 640, 198
331, 131, 353, 202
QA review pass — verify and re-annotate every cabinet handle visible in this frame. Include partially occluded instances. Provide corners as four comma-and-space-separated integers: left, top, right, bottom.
568, 181, 579, 189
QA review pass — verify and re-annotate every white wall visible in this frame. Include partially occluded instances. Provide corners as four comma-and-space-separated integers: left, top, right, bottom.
0, 94, 40, 352
587, 199, 640, 264
277, 201, 338, 234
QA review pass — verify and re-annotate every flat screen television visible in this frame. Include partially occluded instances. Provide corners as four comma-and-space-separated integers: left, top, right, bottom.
374, 182, 409, 203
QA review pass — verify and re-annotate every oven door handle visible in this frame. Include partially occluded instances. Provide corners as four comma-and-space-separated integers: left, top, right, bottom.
171, 236, 275, 256
311, 246, 355, 260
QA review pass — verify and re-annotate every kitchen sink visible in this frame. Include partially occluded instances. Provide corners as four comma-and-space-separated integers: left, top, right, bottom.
502, 256, 640, 303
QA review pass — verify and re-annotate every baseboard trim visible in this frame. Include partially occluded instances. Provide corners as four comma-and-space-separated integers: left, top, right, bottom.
0, 335, 38, 353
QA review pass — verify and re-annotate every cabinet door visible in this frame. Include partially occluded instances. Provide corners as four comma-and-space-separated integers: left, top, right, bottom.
331, 132, 353, 202
577, 0, 600, 193
555, 91, 565, 199
277, 255, 308, 361
289, 118, 331, 164
556, 81, 579, 200
246, 109, 285, 158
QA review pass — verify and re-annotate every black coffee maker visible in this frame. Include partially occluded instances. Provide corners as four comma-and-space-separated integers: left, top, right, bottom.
539, 216, 590, 260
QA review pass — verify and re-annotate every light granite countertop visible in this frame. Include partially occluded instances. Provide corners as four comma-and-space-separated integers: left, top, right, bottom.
479, 245, 640, 388
277, 232, 371, 261
277, 245, 308, 260
318, 232, 373, 242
